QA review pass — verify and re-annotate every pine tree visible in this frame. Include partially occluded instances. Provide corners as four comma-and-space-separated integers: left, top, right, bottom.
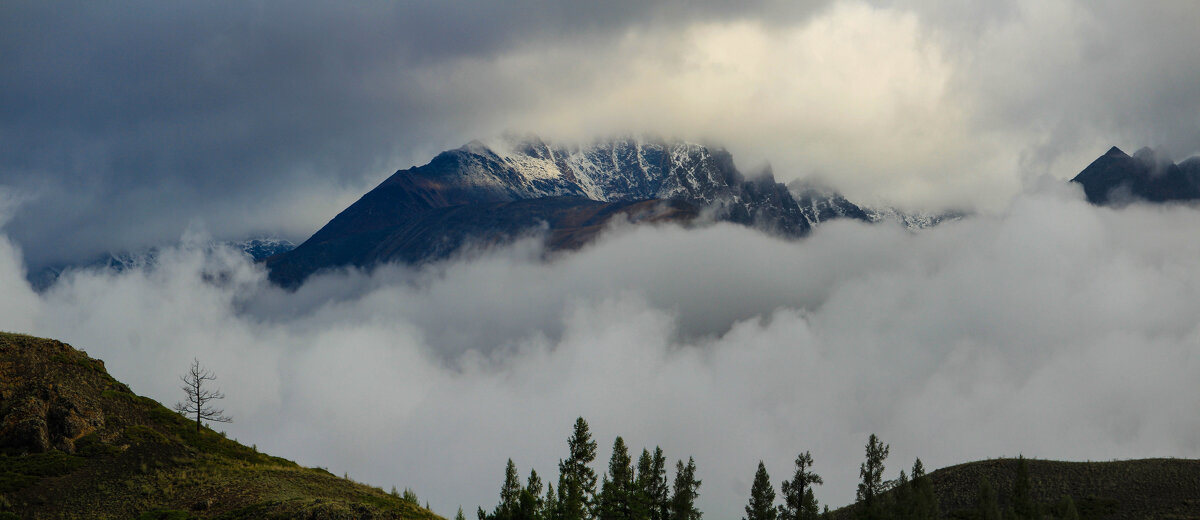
558, 418, 599, 520
909, 459, 938, 520
743, 461, 777, 520
519, 469, 545, 520
503, 460, 523, 517
545, 482, 559, 520
403, 487, 420, 506
458, 507, 468, 520
778, 451, 823, 520
975, 478, 1001, 520
670, 458, 702, 520
633, 449, 655, 520
636, 447, 670, 520
1011, 456, 1035, 520
856, 434, 889, 520
482, 459, 523, 520
1058, 495, 1079, 520
600, 437, 636, 520
889, 470, 911, 520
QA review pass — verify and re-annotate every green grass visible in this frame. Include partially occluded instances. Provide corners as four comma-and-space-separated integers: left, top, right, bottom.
49, 352, 106, 373
0, 451, 86, 494
0, 451, 86, 477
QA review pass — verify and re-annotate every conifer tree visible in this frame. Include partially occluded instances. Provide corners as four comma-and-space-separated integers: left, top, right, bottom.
1058, 495, 1079, 520
600, 437, 636, 520
1011, 456, 1035, 520
482, 459, 523, 520
558, 418, 599, 520
503, 460, 523, 516
458, 507, 467, 520
779, 451, 823, 520
743, 461, 777, 520
545, 482, 559, 520
670, 458, 702, 520
975, 478, 1001, 520
520, 469, 545, 520
633, 446, 672, 520
890, 470, 911, 520
856, 434, 889, 520
633, 449, 655, 520
909, 459, 938, 520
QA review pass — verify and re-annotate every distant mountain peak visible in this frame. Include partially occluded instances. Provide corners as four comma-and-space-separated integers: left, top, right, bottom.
1072, 145, 1200, 205
265, 136, 957, 287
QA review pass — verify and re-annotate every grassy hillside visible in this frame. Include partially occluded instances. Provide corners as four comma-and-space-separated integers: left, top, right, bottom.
0, 332, 442, 520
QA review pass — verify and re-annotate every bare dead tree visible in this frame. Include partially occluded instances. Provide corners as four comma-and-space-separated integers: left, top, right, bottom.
174, 358, 232, 433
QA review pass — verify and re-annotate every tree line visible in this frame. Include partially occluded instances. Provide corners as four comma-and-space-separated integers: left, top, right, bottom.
474, 419, 1083, 520
473, 418, 700, 520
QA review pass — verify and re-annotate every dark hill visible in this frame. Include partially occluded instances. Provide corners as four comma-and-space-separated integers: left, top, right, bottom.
0, 332, 441, 520
832, 457, 1200, 519
1071, 146, 1200, 205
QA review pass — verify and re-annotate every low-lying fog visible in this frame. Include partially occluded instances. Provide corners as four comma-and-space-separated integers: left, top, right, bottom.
3, 182, 1199, 518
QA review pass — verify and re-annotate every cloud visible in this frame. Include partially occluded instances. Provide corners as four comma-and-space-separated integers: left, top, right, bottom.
489, 3, 1002, 211
4, 183, 1200, 517
0, 0, 831, 269
6, 1, 1200, 270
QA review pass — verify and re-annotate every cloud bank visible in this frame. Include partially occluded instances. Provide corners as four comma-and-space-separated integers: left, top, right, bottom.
4, 183, 1200, 517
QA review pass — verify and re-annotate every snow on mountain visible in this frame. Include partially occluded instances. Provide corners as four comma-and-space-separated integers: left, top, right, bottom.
861, 206, 964, 230
266, 135, 962, 286
784, 179, 963, 232
477, 134, 742, 204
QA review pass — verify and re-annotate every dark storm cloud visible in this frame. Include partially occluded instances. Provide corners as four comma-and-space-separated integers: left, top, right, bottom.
5, 1, 1199, 269
0, 1, 831, 269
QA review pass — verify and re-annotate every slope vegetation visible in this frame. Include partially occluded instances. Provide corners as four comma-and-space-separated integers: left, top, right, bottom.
0, 332, 441, 520
831, 457, 1200, 519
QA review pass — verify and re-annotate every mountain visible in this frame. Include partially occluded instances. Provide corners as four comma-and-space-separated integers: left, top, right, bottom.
785, 180, 962, 231
0, 332, 439, 520
266, 136, 946, 287
1071, 146, 1200, 205
30, 237, 296, 291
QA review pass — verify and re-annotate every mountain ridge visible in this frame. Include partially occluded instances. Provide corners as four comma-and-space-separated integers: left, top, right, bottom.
265, 136, 952, 287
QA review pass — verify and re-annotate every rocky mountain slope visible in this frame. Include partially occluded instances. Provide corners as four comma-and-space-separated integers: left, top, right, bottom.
1071, 146, 1200, 205
265, 136, 947, 287
0, 332, 438, 520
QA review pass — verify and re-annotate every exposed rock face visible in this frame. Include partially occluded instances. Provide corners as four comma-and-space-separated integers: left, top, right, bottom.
265, 136, 875, 287
0, 337, 107, 454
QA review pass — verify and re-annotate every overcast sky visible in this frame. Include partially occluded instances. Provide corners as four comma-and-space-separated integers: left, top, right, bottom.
3, 1, 1200, 517
3, 0, 1200, 268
